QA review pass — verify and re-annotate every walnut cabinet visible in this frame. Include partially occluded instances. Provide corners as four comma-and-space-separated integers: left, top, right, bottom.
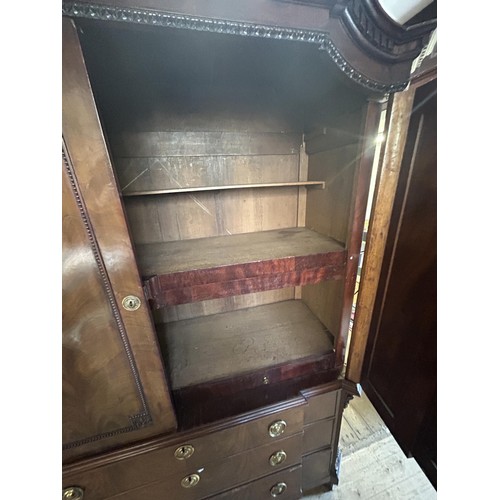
62, 1, 436, 498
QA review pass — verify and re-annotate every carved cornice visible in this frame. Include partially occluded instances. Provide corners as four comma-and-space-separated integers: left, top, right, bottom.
62, 143, 153, 450
331, 0, 436, 63
62, 1, 408, 93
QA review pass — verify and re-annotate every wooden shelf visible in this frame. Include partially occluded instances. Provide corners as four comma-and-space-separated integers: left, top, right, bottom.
122, 181, 325, 197
138, 228, 346, 307
157, 300, 336, 390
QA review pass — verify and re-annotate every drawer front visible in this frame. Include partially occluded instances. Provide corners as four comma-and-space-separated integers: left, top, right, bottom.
303, 389, 340, 424
70, 434, 302, 500
159, 432, 303, 499
101, 465, 303, 500
302, 418, 335, 455
63, 401, 305, 500
302, 448, 332, 491
209, 465, 302, 500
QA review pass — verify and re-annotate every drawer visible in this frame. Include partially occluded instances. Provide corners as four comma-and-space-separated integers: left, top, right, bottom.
63, 400, 305, 500
302, 448, 332, 491
161, 433, 303, 499
302, 418, 335, 455
209, 464, 302, 500
303, 389, 340, 424
69, 434, 302, 500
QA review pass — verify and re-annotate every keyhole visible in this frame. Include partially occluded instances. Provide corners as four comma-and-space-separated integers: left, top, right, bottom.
181, 473, 200, 488
122, 295, 140, 311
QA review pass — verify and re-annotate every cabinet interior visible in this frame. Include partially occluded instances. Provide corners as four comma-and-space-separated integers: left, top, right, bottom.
77, 19, 370, 426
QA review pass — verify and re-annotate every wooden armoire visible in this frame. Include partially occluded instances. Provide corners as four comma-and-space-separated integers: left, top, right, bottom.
62, 1, 436, 498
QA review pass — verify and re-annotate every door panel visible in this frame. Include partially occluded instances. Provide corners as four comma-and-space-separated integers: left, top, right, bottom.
62, 17, 177, 463
361, 79, 436, 486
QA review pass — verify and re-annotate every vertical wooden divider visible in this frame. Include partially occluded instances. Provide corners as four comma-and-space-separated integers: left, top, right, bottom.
295, 139, 309, 300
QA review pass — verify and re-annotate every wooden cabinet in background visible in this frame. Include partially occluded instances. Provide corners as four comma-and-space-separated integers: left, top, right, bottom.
62, 1, 436, 497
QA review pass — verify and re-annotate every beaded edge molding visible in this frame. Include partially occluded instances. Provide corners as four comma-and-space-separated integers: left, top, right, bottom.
62, 144, 153, 451
62, 1, 408, 93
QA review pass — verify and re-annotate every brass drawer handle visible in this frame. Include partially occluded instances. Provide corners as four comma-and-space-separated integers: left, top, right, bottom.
268, 419, 287, 437
269, 449, 287, 466
174, 444, 195, 460
181, 474, 200, 488
270, 482, 287, 497
63, 487, 84, 500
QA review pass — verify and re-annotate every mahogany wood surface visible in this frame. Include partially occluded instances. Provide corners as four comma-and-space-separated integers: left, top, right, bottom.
147, 266, 343, 307
63, 398, 305, 498
68, 0, 433, 89
63, 156, 144, 451
122, 181, 325, 196
158, 300, 334, 389
62, 17, 176, 463
208, 465, 302, 499
346, 88, 417, 383
137, 227, 345, 276
361, 80, 436, 470
301, 387, 340, 424
173, 366, 341, 430
303, 419, 335, 455
65, 435, 303, 500
302, 448, 332, 491
336, 99, 383, 369
111, 130, 301, 158
60, 2, 419, 494
139, 227, 346, 306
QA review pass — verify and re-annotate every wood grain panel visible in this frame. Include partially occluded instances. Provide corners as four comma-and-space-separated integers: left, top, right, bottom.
301, 279, 344, 344
148, 266, 344, 307
63, 398, 305, 499
303, 419, 335, 455
137, 227, 344, 276
154, 289, 295, 323
302, 448, 332, 490
115, 155, 299, 194
110, 131, 301, 157
158, 300, 334, 388
302, 388, 340, 424
210, 465, 302, 499
65, 434, 302, 500
139, 227, 345, 306
362, 80, 436, 458
125, 187, 301, 244
346, 89, 416, 383
172, 353, 338, 428
62, 17, 176, 462
63, 157, 142, 445
305, 144, 358, 244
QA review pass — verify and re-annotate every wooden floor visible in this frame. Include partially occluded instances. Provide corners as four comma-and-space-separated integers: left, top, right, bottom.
303, 390, 436, 499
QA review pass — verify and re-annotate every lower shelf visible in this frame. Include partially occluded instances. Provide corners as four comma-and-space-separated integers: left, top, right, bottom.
156, 299, 340, 427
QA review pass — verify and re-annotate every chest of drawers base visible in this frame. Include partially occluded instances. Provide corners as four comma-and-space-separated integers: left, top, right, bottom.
63, 381, 358, 499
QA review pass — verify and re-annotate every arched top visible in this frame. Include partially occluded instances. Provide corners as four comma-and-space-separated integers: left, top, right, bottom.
61, 0, 434, 93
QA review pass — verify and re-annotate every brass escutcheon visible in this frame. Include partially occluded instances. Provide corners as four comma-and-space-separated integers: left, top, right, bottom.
63, 487, 84, 500
268, 419, 287, 437
181, 474, 200, 488
269, 449, 287, 466
174, 444, 195, 460
270, 482, 287, 497
122, 295, 141, 311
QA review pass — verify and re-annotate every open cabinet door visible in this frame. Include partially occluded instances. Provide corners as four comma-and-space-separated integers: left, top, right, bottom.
360, 78, 437, 487
62, 17, 177, 463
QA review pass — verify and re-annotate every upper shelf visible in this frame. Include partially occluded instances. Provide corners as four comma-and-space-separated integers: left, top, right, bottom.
139, 227, 346, 307
122, 181, 325, 197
